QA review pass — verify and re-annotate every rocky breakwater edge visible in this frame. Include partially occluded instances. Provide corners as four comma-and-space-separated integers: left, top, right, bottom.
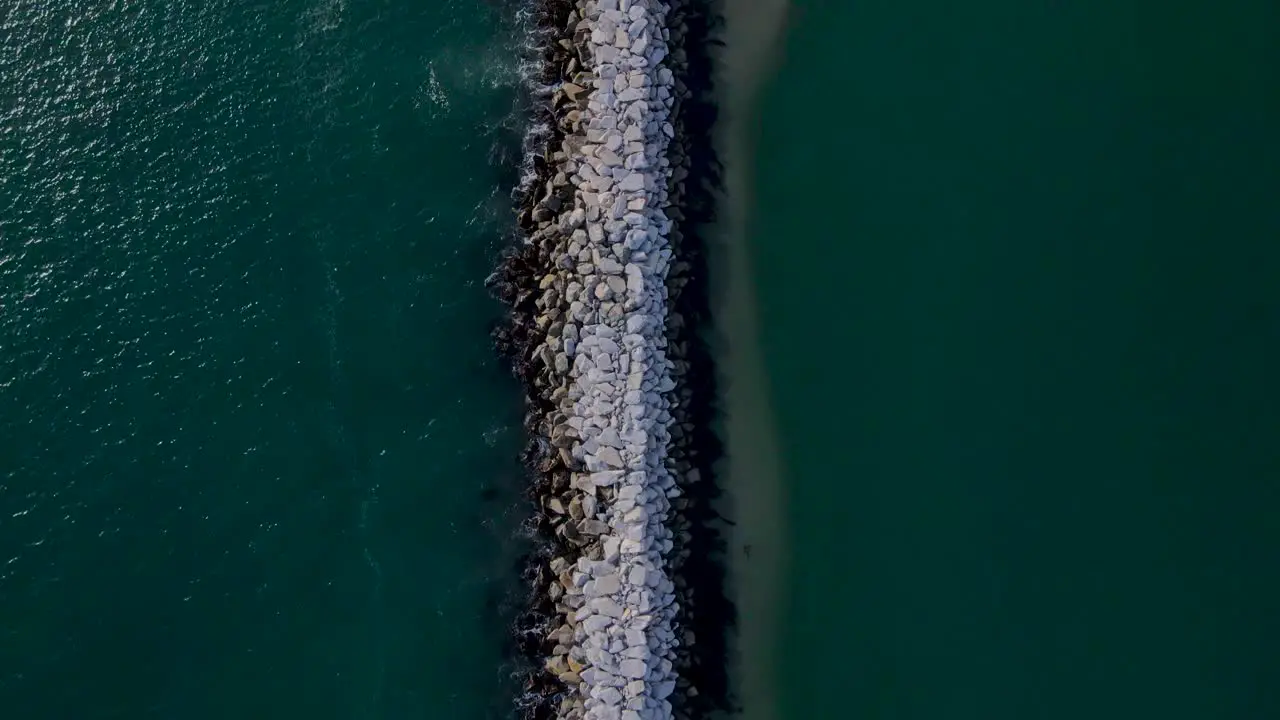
489, 0, 730, 719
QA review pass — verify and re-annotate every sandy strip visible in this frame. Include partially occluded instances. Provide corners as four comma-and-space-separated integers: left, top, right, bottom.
710, 2, 792, 719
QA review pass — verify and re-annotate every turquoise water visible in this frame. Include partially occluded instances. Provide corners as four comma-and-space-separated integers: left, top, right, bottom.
1, 2, 531, 717
752, 1, 1279, 718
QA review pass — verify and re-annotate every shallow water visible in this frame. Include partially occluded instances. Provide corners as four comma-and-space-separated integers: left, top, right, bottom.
1, 2, 533, 717
711, 2, 790, 719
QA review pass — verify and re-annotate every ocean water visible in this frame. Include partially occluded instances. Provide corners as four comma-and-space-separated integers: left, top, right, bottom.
1, 2, 534, 717
8, 0, 1278, 718
751, 1, 1279, 718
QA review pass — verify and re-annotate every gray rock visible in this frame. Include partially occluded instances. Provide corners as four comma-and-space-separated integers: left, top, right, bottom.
626, 272, 644, 295
597, 686, 624, 705
624, 228, 648, 250
595, 573, 622, 595
617, 173, 645, 192
583, 615, 612, 633
627, 566, 647, 586
624, 153, 648, 170
618, 659, 647, 679
622, 644, 649, 660
591, 470, 624, 486
625, 315, 649, 333
579, 518, 610, 536
598, 148, 624, 167
595, 44, 618, 64
590, 597, 624, 618
625, 628, 646, 647
595, 446, 624, 468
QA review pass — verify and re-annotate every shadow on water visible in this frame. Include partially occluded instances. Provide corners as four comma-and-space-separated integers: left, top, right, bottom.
710, 1, 792, 719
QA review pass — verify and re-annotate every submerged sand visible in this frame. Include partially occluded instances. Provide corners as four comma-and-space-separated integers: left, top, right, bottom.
710, 2, 792, 718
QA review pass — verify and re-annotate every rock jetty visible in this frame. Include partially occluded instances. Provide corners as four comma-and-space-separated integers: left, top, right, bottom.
490, 1, 730, 719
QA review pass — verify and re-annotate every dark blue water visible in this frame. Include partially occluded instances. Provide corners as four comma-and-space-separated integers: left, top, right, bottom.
1, 2, 533, 717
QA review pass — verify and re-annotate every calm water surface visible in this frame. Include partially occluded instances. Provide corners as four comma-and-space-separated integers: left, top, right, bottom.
751, 1, 1279, 718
